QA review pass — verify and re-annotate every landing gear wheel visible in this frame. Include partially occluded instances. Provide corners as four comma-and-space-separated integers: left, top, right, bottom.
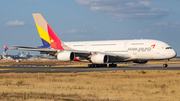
163, 64, 168, 68
94, 64, 98, 67
88, 64, 108, 67
109, 64, 117, 67
162, 60, 169, 68
88, 64, 91, 67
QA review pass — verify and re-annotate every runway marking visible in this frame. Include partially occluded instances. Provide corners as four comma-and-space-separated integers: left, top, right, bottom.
54, 65, 87, 67
50, 69, 55, 71
0, 68, 28, 71
0, 69, 13, 71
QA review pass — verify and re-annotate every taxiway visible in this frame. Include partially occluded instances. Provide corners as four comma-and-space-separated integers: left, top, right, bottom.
0, 64, 180, 73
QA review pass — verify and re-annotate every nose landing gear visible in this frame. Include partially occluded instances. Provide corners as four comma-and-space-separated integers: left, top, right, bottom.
163, 60, 169, 68
163, 64, 168, 67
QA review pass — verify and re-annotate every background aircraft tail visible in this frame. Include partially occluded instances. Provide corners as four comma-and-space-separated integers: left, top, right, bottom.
4, 45, 9, 52
32, 13, 64, 50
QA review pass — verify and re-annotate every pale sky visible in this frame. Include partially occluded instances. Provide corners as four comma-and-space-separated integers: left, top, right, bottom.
0, 0, 180, 55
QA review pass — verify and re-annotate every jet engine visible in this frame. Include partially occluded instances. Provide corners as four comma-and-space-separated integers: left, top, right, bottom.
91, 54, 109, 64
57, 51, 75, 61
133, 60, 148, 64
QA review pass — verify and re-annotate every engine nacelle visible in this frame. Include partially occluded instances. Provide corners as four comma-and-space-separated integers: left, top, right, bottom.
57, 51, 75, 61
91, 54, 109, 64
133, 60, 148, 64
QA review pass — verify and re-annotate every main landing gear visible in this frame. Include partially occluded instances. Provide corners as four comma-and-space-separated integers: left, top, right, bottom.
109, 63, 117, 67
88, 64, 107, 67
88, 63, 117, 67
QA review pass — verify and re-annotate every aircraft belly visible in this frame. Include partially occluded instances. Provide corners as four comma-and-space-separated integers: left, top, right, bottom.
108, 56, 128, 62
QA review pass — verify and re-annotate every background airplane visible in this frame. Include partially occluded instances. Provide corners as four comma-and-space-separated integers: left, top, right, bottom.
10, 13, 177, 67
1, 46, 33, 60
4, 46, 8, 52
1, 46, 56, 61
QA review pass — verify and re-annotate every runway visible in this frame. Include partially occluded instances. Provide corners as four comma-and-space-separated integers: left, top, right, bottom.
0, 63, 180, 73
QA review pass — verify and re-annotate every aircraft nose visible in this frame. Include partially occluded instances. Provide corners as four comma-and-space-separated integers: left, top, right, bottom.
171, 49, 177, 58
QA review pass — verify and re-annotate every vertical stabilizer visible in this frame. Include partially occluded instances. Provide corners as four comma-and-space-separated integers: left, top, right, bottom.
32, 13, 64, 49
4, 46, 9, 52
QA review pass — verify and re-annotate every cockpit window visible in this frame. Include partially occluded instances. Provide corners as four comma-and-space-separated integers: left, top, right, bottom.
166, 47, 172, 49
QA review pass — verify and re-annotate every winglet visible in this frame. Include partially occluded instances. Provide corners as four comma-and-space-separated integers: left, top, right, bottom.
4, 45, 9, 52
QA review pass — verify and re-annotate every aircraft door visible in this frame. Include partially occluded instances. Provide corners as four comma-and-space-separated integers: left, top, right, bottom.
85, 43, 90, 50
156, 48, 160, 54
124, 41, 128, 48
133, 50, 137, 54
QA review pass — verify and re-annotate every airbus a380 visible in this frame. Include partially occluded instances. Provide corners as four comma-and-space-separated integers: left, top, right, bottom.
11, 13, 177, 67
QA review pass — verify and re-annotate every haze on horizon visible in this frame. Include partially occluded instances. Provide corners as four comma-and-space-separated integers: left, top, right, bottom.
0, 0, 180, 56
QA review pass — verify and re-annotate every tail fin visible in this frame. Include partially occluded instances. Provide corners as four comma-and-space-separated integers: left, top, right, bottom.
32, 13, 64, 50
4, 45, 9, 52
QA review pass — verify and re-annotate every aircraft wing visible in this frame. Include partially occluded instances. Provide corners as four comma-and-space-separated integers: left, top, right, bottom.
10, 46, 57, 55
13, 46, 39, 49
11, 46, 131, 59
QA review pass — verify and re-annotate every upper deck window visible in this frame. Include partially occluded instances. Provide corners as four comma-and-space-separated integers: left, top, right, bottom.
131, 43, 144, 45
73, 45, 84, 47
166, 47, 172, 49
91, 44, 116, 46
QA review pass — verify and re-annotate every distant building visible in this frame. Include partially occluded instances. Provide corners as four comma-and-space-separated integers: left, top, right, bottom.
0, 55, 2, 60
0, 52, 56, 61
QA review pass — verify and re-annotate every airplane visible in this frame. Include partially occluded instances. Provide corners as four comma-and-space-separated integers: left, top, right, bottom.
4, 45, 9, 52
2, 46, 34, 60
10, 13, 177, 67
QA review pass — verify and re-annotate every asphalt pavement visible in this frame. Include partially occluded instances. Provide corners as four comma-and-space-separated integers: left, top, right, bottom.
0, 63, 180, 73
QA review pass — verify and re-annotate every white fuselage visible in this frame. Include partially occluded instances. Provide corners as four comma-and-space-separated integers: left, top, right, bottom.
64, 39, 176, 61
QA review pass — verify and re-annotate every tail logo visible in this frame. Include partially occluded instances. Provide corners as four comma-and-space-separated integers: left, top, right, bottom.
4, 46, 9, 52
51, 40, 54, 43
